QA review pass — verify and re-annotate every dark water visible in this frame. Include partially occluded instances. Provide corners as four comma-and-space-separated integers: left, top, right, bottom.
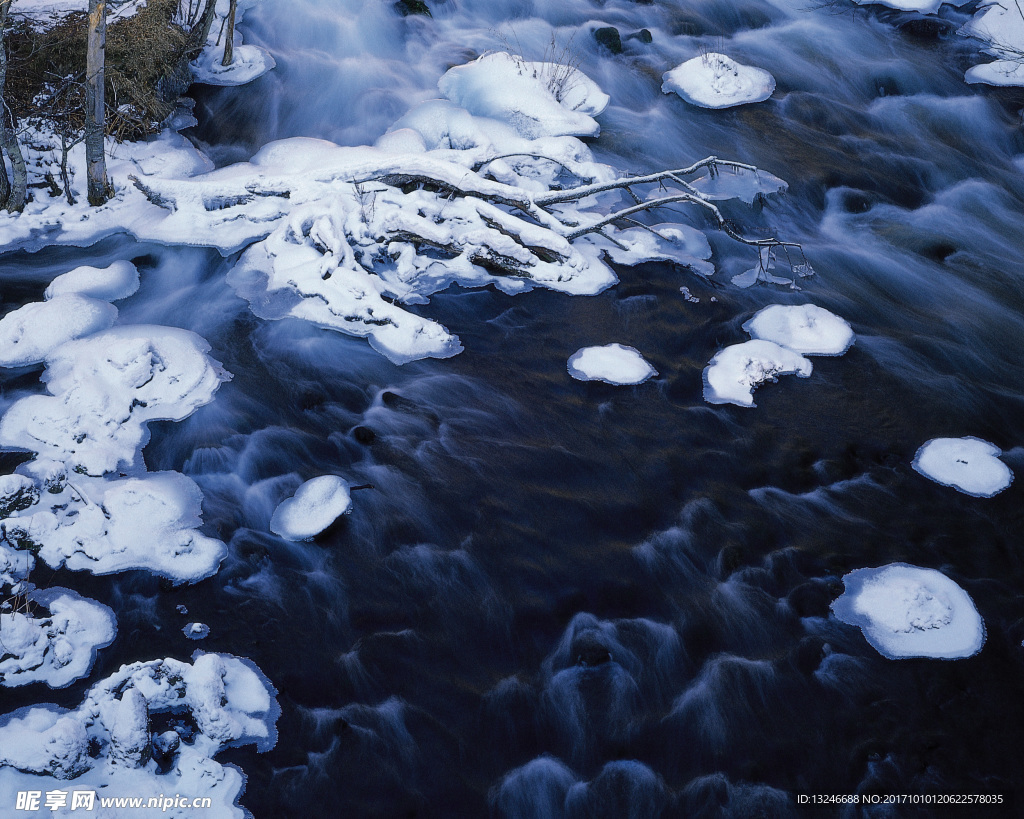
5, 0, 1024, 816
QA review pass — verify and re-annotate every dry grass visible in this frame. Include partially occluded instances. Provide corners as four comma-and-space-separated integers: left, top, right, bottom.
7, 0, 190, 141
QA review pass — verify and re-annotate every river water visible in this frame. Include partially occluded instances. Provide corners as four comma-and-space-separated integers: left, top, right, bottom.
4, 0, 1024, 816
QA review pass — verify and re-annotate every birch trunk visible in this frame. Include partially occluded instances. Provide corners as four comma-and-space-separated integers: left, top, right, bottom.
222, 0, 237, 66
0, 0, 26, 212
86, 0, 111, 206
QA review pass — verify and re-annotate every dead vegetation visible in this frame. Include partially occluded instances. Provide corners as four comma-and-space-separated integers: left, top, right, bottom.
7, 0, 191, 141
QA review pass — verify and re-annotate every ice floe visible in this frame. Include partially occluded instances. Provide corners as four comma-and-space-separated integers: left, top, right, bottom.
831, 563, 985, 659
0, 295, 117, 368
742, 304, 855, 356
662, 53, 775, 109
0, 653, 278, 816
912, 436, 1014, 497
437, 51, 608, 139
0, 588, 115, 689
44, 260, 140, 302
703, 340, 812, 407
270, 475, 352, 541
567, 344, 657, 385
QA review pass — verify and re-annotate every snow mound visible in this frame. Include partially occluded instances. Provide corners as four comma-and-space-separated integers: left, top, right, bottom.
0, 589, 115, 689
831, 563, 985, 659
192, 42, 276, 87
0, 653, 278, 816
0, 325, 229, 475
270, 476, 352, 541
703, 339, 812, 407
3, 470, 228, 583
438, 51, 608, 138
184, 622, 211, 641
45, 260, 140, 302
912, 437, 1013, 497
0, 295, 117, 368
742, 304, 855, 356
662, 53, 775, 109
567, 344, 657, 385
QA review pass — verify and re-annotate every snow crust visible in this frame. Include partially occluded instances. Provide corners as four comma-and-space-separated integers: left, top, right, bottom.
912, 437, 1013, 497
45, 260, 140, 302
0, 653, 278, 817
0, 295, 117, 368
270, 476, 352, 541
0, 588, 115, 689
662, 53, 775, 108
742, 304, 855, 356
831, 563, 986, 659
703, 339, 812, 407
567, 344, 657, 385
438, 52, 608, 139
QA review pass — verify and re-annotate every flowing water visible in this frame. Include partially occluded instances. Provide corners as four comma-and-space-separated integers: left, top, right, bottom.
4, 0, 1024, 816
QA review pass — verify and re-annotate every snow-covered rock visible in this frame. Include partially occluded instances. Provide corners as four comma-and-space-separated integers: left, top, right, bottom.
0, 589, 115, 689
0, 325, 229, 475
912, 437, 1013, 497
960, 1, 1024, 87
0, 295, 117, 368
192, 42, 276, 87
184, 622, 211, 640
270, 476, 352, 541
44, 260, 140, 302
0, 653, 278, 816
742, 304, 855, 356
831, 563, 985, 659
3, 470, 227, 583
703, 339, 812, 407
438, 51, 608, 139
567, 344, 657, 385
662, 53, 775, 109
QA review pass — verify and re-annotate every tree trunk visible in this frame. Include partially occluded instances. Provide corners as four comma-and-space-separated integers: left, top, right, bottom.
222, 0, 237, 66
86, 0, 111, 206
187, 0, 219, 58
0, 0, 26, 212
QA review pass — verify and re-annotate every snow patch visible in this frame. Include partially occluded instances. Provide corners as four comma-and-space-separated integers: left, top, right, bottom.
912, 437, 1013, 497
831, 563, 985, 659
270, 476, 352, 541
567, 344, 657, 385
662, 53, 775, 109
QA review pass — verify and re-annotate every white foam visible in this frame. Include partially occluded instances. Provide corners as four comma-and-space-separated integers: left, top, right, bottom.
270, 476, 352, 541
567, 344, 657, 385
912, 436, 1013, 497
831, 563, 986, 659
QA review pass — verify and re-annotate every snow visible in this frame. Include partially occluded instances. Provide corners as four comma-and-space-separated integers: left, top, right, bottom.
912, 437, 1014, 497
662, 53, 776, 109
191, 42, 277, 87
567, 344, 658, 385
0, 295, 117, 368
3, 470, 228, 583
831, 563, 986, 659
10, 0, 147, 23
184, 622, 211, 640
0, 653, 278, 817
0, 325, 229, 475
703, 339, 812, 407
438, 51, 608, 139
742, 304, 855, 356
270, 475, 352, 541
960, 1, 1024, 88
44, 260, 140, 302
0, 588, 115, 689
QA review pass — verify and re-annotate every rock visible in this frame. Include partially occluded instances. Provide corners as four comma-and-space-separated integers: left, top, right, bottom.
593, 27, 623, 55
